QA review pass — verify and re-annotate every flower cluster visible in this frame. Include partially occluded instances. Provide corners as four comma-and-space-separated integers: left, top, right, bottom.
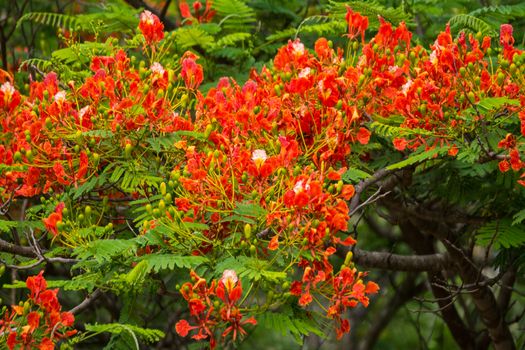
343, 14, 525, 182
0, 271, 76, 349
179, 0, 216, 25
0, 34, 200, 201
175, 270, 256, 349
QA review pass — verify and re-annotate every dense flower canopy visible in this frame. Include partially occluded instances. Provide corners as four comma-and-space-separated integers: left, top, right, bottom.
0, 5, 524, 350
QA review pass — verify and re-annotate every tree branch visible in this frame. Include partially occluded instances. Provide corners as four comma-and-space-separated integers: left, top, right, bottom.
339, 247, 452, 272
0, 237, 38, 257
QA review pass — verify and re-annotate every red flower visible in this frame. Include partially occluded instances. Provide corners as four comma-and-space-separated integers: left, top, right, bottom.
42, 203, 64, 237
0, 81, 21, 112
448, 145, 458, 157
356, 127, 371, 145
27, 311, 41, 332
298, 292, 313, 306
60, 311, 75, 327
180, 0, 216, 24
335, 319, 350, 339
38, 289, 61, 313
189, 298, 206, 316
38, 338, 55, 350
268, 235, 279, 250
499, 160, 510, 173
499, 24, 514, 48
26, 271, 47, 300
7, 332, 17, 350
139, 10, 164, 44
175, 319, 195, 337
345, 7, 368, 42
365, 281, 380, 294
181, 52, 204, 89
341, 185, 355, 200
393, 137, 408, 151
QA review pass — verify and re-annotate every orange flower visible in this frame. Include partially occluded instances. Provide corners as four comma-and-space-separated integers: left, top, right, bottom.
345, 7, 368, 42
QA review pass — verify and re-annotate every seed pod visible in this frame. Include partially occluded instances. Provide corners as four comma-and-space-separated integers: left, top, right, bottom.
23, 301, 31, 314
204, 123, 213, 138
124, 143, 133, 158
160, 182, 167, 195
344, 251, 353, 266
244, 223, 252, 239
336, 180, 344, 193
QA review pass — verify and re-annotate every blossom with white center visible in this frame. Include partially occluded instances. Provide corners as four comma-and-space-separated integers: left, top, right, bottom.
140, 10, 155, 25
150, 62, 165, 75
298, 68, 311, 78
0, 82, 15, 97
54, 91, 67, 103
292, 41, 305, 55
79, 106, 90, 121
221, 269, 238, 286
293, 180, 310, 194
429, 50, 438, 65
401, 79, 413, 95
252, 149, 267, 168
388, 65, 399, 74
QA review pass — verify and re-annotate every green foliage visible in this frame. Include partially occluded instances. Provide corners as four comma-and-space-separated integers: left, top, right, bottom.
0, 219, 44, 232
213, 0, 257, 31
139, 253, 208, 272
386, 147, 449, 170
17, 5, 140, 35
449, 14, 497, 36
342, 168, 371, 183
73, 239, 137, 262
476, 219, 525, 249
85, 323, 164, 346
257, 309, 325, 343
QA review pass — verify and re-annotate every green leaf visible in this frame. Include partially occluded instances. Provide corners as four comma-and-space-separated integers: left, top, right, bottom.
139, 254, 208, 272
386, 147, 448, 170
73, 239, 137, 262
85, 323, 164, 344
476, 97, 520, 111
449, 14, 497, 37
258, 310, 324, 342
476, 219, 525, 249
512, 209, 525, 226
0, 220, 44, 233
233, 201, 267, 218
342, 168, 371, 183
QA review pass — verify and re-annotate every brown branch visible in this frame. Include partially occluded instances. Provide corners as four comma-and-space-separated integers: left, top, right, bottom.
0, 237, 38, 257
411, 218, 516, 350
349, 169, 393, 212
343, 247, 452, 272
70, 289, 102, 315
396, 220, 477, 350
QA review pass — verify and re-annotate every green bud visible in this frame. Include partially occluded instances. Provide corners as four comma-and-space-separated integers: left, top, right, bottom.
244, 224, 252, 239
